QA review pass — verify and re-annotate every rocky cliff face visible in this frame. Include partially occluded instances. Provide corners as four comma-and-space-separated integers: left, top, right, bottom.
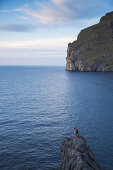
60, 135, 102, 170
66, 11, 113, 71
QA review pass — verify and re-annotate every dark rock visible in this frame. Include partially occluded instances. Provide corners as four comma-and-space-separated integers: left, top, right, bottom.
66, 11, 113, 72
60, 135, 102, 170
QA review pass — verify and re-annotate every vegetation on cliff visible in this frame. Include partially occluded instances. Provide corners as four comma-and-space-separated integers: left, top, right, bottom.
66, 11, 113, 71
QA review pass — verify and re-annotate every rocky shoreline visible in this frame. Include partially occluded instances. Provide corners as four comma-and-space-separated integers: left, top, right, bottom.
60, 135, 102, 170
66, 11, 113, 72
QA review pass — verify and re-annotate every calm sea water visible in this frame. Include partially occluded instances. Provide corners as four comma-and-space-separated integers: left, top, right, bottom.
0, 66, 113, 170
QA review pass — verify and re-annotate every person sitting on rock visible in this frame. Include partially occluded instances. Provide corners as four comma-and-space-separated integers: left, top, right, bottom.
74, 127, 78, 137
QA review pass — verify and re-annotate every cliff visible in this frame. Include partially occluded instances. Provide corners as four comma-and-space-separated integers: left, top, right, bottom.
60, 135, 102, 170
66, 11, 113, 71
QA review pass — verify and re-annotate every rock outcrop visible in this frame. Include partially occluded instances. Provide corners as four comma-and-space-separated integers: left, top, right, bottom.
66, 11, 113, 71
60, 135, 102, 170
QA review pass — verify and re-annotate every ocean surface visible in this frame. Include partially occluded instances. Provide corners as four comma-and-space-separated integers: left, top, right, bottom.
0, 66, 113, 170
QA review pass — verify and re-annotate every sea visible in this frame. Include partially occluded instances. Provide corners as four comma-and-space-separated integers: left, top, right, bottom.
0, 66, 113, 170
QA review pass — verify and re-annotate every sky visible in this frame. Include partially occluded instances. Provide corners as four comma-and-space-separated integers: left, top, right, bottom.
0, 0, 113, 66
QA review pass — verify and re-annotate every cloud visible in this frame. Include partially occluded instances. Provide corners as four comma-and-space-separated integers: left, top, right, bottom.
0, 38, 74, 50
52, 0, 67, 6
0, 4, 29, 13
0, 0, 112, 26
0, 8, 23, 13
0, 24, 36, 32
19, 0, 112, 25
22, 8, 68, 24
17, 15, 30, 20
21, 1, 74, 24
0, 37, 74, 61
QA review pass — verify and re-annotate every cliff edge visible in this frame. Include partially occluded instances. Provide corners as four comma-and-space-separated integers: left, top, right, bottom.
66, 11, 113, 71
60, 135, 102, 170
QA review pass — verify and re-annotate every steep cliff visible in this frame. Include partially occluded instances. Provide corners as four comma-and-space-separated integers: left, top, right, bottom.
60, 135, 102, 170
66, 11, 113, 71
